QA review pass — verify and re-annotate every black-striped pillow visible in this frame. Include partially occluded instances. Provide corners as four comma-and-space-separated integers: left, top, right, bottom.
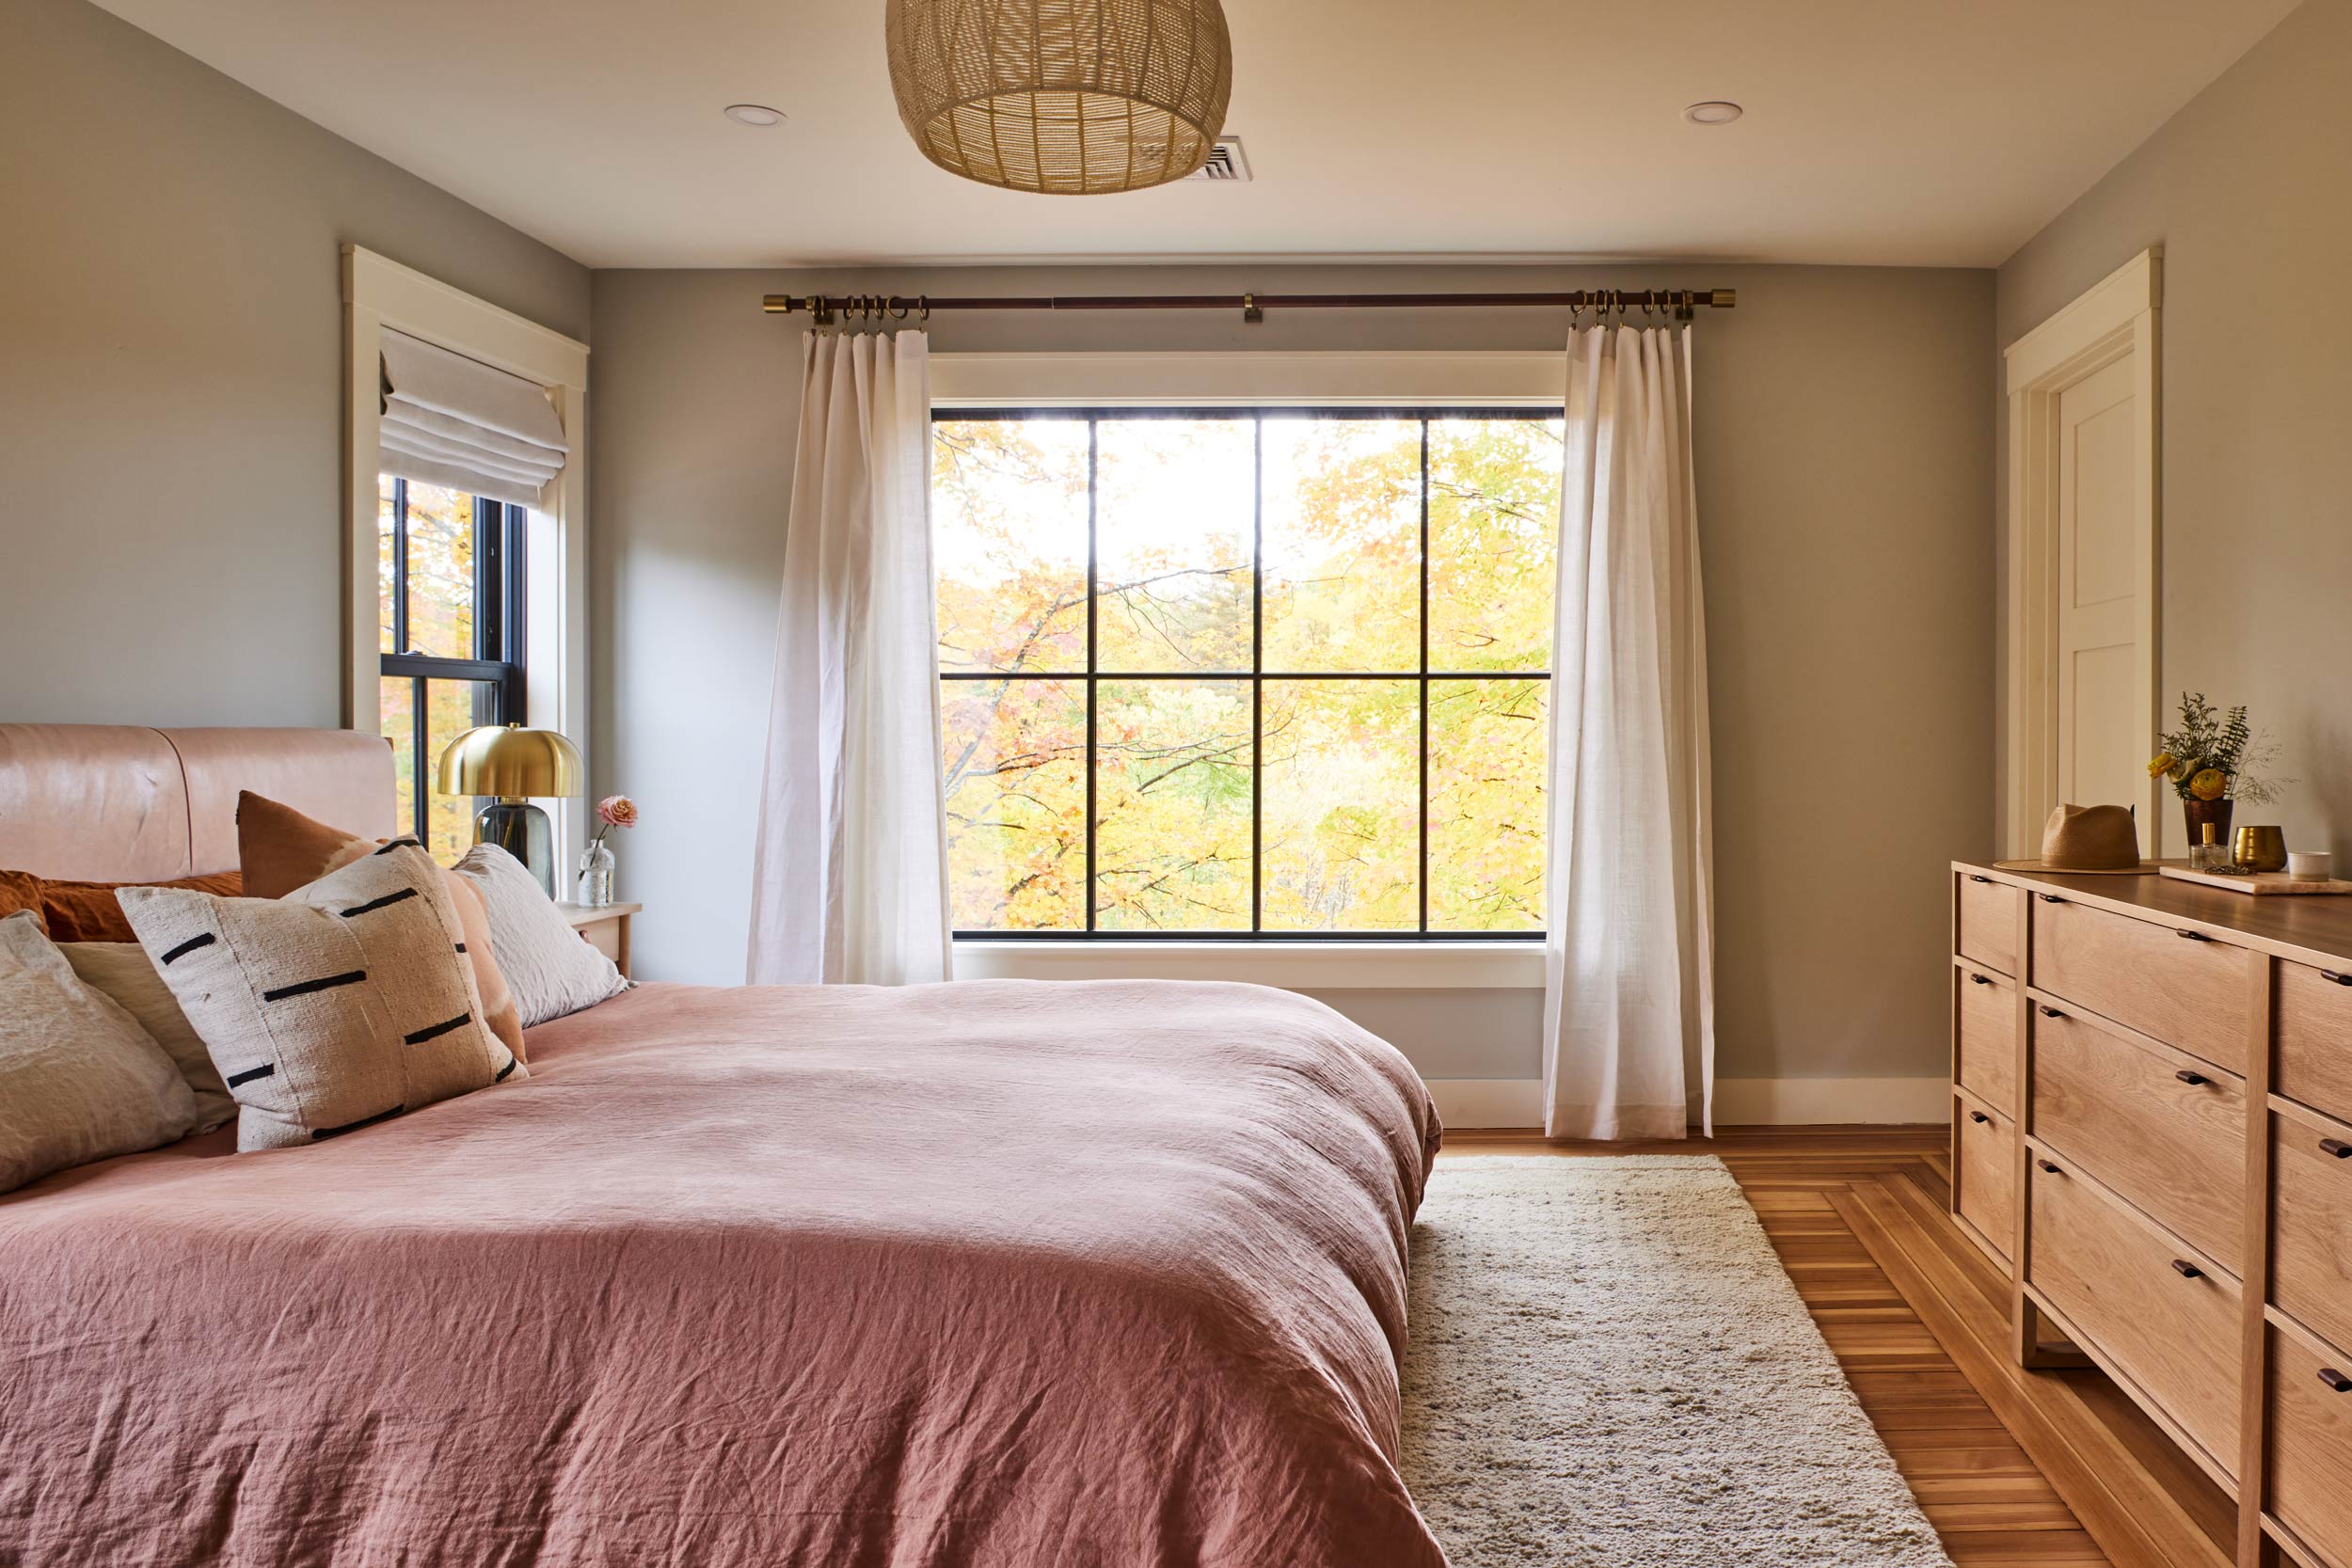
118, 841, 524, 1151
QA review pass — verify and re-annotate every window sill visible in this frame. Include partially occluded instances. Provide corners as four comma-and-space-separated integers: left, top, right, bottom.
951, 940, 1545, 990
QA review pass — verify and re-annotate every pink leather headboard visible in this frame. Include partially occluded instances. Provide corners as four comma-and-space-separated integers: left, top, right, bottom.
0, 725, 396, 881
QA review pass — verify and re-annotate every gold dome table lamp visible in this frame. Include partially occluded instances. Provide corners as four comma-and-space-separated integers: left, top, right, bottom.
436, 723, 582, 895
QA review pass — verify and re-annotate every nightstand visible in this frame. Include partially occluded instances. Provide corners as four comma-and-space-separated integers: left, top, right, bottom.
555, 901, 641, 978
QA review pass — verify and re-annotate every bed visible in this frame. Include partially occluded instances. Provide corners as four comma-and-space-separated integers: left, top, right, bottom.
0, 725, 1449, 1568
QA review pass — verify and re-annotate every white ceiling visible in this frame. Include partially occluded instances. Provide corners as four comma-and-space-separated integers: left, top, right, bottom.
93, 0, 2296, 270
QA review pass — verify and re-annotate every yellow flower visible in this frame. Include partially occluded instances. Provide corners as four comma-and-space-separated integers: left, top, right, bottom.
2189, 768, 2228, 801
2147, 752, 2178, 779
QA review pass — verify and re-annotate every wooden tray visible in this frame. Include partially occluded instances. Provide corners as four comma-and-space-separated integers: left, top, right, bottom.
2159, 865, 2352, 895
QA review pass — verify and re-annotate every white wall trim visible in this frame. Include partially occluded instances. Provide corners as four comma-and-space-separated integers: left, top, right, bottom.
1710, 1075, 1952, 1126
1425, 1078, 1547, 1128
1431, 1075, 1950, 1129
930, 349, 1566, 407
953, 939, 1544, 990
2001, 247, 2161, 856
342, 245, 593, 861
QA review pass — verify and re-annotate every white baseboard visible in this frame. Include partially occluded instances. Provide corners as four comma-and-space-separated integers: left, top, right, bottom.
1424, 1078, 1548, 1129
1425, 1075, 1949, 1131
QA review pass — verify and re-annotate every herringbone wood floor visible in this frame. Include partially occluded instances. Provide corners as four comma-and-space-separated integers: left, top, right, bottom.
1438, 1128, 2235, 1568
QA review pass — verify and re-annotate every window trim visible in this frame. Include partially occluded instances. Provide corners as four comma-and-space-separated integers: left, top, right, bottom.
936, 404, 1559, 942
342, 246, 590, 862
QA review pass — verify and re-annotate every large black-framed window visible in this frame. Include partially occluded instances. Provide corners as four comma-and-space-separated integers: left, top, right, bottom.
934, 406, 1561, 941
376, 475, 527, 857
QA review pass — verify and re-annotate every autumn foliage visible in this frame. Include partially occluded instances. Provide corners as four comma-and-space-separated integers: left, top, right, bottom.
936, 413, 1561, 933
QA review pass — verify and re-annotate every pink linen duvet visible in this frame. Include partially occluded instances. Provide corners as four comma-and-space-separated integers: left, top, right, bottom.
0, 979, 1446, 1567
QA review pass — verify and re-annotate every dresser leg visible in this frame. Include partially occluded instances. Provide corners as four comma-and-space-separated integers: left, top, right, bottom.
2015, 1290, 2094, 1370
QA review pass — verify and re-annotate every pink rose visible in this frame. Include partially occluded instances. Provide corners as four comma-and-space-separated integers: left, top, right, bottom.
596, 795, 638, 831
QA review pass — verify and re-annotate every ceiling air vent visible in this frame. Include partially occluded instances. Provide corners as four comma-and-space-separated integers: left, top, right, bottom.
1187, 137, 1252, 182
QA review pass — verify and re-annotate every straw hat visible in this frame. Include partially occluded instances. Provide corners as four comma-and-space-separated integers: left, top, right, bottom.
1994, 803, 2158, 875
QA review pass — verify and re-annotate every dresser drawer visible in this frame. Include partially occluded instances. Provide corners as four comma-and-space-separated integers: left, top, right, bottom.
1955, 1098, 2015, 1259
2277, 959, 2352, 1125
2027, 1157, 2240, 1475
1955, 963, 2018, 1115
2030, 1004, 2244, 1272
1957, 873, 2021, 976
2266, 1325, 2352, 1568
2030, 896, 2249, 1072
2274, 1111, 2352, 1357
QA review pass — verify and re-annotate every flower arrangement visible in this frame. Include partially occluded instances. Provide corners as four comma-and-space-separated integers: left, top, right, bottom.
2148, 693, 2289, 806
592, 794, 639, 846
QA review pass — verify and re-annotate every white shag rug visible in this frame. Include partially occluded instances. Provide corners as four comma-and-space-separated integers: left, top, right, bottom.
1399, 1155, 1953, 1568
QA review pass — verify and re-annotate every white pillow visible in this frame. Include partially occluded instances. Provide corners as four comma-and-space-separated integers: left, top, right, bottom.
61, 940, 235, 1134
0, 911, 200, 1194
451, 843, 628, 1026
119, 842, 524, 1151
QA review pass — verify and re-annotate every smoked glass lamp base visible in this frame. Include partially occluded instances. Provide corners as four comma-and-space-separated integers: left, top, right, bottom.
475, 800, 555, 895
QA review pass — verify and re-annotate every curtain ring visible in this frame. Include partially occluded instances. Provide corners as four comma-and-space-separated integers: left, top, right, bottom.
916, 295, 930, 322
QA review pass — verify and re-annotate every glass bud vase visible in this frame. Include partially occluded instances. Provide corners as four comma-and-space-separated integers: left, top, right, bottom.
577, 840, 615, 908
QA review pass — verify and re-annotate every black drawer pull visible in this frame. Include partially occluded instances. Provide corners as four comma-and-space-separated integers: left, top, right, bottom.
2175, 1069, 2210, 1086
2322, 970, 2352, 985
1969, 972, 1994, 986
2170, 1259, 2203, 1279
1968, 1111, 1991, 1125
2037, 1159, 2063, 1175
1968, 874, 1994, 884
2040, 894, 2065, 904
2322, 1138, 2352, 1160
2174, 927, 2208, 942
2038, 1005, 2065, 1019
2321, 1369, 2352, 1393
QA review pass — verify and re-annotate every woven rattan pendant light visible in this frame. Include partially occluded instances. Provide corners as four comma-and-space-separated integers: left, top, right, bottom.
885, 0, 1232, 195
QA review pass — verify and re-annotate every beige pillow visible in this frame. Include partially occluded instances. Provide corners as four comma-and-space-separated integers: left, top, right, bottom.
61, 941, 235, 1134
236, 791, 529, 1065
452, 843, 628, 1027
1, 911, 200, 1194
119, 842, 525, 1152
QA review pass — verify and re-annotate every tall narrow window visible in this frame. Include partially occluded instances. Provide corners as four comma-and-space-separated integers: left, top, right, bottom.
934, 408, 1561, 938
377, 475, 526, 859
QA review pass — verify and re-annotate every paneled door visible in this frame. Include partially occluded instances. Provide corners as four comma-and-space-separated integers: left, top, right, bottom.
2004, 249, 2160, 858
2054, 355, 2147, 823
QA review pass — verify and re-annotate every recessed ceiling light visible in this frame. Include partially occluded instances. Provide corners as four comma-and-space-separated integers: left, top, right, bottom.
724, 103, 787, 128
1683, 101, 1743, 126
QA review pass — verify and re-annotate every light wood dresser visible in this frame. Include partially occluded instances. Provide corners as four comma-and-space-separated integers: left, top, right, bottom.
1950, 861, 2352, 1568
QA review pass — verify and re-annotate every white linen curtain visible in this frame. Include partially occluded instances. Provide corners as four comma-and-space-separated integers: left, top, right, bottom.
1541, 324, 1717, 1139
746, 330, 952, 986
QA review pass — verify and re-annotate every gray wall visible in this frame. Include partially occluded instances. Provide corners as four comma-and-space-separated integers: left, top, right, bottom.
1996, 0, 2352, 860
0, 0, 589, 728
591, 261, 1995, 1085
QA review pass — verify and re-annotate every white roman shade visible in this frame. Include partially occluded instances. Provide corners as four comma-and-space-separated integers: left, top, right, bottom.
377, 329, 569, 508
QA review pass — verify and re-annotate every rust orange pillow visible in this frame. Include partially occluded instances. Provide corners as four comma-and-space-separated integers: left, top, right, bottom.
0, 870, 44, 932
235, 791, 529, 1065
30, 870, 245, 942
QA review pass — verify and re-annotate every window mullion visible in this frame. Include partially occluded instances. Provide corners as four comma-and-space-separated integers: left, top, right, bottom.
1084, 418, 1098, 935
1250, 415, 1263, 935
1417, 418, 1431, 936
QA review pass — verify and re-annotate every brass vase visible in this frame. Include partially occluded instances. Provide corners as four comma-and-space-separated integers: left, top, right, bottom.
2233, 825, 2288, 874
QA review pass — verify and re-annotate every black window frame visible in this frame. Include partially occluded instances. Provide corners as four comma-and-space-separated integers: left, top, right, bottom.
378, 476, 529, 844
935, 404, 1557, 942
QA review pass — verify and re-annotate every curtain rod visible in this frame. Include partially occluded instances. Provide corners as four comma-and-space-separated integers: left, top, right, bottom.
761, 288, 1736, 325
